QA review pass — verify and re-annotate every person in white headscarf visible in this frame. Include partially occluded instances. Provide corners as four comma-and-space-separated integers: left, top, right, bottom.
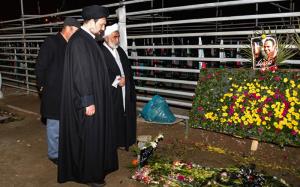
100, 23, 137, 151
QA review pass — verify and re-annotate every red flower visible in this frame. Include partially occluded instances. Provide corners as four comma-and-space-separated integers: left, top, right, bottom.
269, 65, 278, 72
273, 76, 281, 81
177, 175, 185, 181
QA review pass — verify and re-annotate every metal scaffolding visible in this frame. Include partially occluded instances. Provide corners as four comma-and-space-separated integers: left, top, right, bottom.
0, 0, 299, 118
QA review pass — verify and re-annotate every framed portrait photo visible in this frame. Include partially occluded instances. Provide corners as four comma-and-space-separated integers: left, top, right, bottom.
251, 35, 278, 70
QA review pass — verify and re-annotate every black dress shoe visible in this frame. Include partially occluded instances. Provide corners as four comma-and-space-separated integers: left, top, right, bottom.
118, 147, 129, 151
87, 181, 106, 187
49, 158, 58, 165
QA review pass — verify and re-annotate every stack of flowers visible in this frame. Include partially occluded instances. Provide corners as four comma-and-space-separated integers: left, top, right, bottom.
189, 69, 300, 146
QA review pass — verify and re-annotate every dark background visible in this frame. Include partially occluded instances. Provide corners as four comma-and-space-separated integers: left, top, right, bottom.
0, 0, 298, 24
0, 0, 120, 20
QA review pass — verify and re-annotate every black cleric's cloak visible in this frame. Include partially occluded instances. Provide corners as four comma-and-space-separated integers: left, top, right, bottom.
35, 33, 67, 120
58, 29, 118, 183
100, 44, 137, 149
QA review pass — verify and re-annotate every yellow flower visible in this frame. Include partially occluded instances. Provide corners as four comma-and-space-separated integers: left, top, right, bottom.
294, 113, 299, 120
228, 77, 232, 80
283, 78, 288, 83
292, 90, 298, 97
292, 120, 298, 126
222, 106, 228, 111
274, 122, 279, 128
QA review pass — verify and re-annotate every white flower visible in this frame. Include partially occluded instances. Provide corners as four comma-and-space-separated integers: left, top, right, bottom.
154, 133, 164, 142
157, 133, 164, 139
150, 142, 157, 148
141, 146, 147, 150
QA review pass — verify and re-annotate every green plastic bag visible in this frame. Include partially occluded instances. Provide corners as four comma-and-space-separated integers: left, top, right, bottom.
140, 95, 176, 124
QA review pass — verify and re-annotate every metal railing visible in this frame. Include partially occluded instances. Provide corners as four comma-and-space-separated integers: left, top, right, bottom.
0, 0, 299, 119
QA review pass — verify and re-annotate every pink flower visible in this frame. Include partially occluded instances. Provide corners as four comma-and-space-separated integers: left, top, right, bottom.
197, 106, 204, 111
291, 130, 297, 136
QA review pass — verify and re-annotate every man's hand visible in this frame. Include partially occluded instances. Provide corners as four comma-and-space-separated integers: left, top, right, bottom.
85, 105, 95, 116
118, 76, 125, 87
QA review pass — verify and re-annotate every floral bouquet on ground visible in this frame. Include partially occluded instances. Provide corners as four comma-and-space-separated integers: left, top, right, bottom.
132, 159, 290, 186
131, 133, 164, 169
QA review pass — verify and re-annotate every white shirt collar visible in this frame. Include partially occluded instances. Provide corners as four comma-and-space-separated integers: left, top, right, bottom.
103, 42, 117, 56
81, 26, 95, 39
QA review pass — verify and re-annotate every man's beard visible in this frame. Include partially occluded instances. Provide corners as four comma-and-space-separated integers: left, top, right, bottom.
109, 42, 119, 49
95, 32, 104, 42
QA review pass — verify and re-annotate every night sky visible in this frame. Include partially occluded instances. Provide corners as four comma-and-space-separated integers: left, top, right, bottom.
0, 0, 298, 21
0, 0, 120, 20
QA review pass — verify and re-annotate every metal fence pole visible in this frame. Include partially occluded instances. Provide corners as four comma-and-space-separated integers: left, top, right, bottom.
20, 0, 29, 94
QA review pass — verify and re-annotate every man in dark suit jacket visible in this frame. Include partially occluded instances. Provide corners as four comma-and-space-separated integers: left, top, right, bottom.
35, 17, 80, 165
101, 23, 137, 151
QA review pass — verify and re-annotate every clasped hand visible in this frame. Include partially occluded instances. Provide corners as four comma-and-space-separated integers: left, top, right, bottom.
85, 105, 95, 116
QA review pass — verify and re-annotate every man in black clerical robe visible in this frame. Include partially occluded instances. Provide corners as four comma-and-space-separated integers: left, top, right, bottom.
58, 5, 118, 185
100, 23, 136, 150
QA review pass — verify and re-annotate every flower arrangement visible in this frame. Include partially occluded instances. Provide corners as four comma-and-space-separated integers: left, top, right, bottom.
189, 69, 300, 146
131, 133, 164, 168
132, 159, 290, 186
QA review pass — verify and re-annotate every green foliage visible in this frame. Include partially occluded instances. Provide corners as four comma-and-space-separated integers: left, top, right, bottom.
189, 69, 300, 146
293, 21, 300, 51
276, 35, 297, 64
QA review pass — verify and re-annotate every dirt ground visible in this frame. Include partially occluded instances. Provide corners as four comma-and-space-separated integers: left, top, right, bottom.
0, 87, 300, 186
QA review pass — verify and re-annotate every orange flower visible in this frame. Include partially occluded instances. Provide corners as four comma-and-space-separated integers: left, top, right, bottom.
131, 159, 139, 166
